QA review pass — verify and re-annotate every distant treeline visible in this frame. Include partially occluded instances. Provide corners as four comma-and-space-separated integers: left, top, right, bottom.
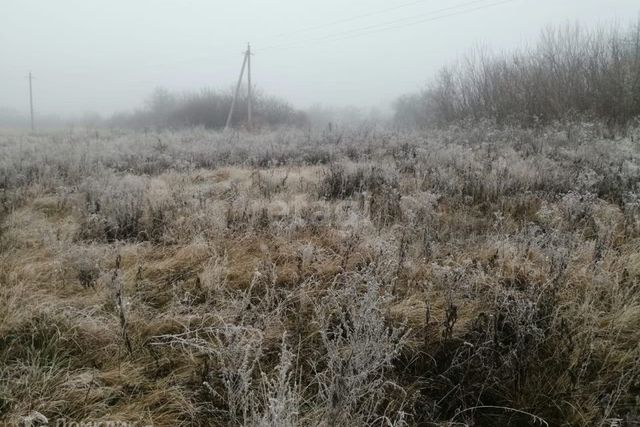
109, 88, 307, 130
395, 21, 640, 129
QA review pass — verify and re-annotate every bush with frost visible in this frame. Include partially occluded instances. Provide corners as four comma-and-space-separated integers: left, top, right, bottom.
312, 270, 409, 425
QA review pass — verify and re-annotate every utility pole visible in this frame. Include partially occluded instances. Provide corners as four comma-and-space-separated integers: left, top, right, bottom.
225, 47, 249, 131
247, 43, 252, 130
28, 72, 34, 131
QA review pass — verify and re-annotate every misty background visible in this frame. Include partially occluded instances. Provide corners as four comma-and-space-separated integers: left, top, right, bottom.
1, 0, 639, 126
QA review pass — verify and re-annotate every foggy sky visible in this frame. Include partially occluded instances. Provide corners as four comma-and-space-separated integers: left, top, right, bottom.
2, 0, 638, 117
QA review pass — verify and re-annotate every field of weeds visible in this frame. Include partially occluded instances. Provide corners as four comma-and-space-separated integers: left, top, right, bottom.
1, 123, 640, 426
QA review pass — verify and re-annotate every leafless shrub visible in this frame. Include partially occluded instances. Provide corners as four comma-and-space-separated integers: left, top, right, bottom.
154, 325, 264, 425
110, 87, 307, 130
312, 270, 410, 425
76, 174, 183, 243
318, 164, 399, 202
78, 174, 147, 241
368, 184, 403, 227
67, 249, 101, 289
318, 164, 367, 200
251, 335, 300, 427
397, 20, 640, 130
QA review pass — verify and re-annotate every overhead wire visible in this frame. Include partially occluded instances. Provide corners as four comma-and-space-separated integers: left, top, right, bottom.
127, 0, 519, 70
121, 1, 455, 70
267, 0, 438, 38
82, 0, 519, 73
258, 0, 519, 53
36, 0, 520, 89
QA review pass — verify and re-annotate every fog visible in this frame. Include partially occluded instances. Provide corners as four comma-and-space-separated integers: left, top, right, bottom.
2, 0, 638, 118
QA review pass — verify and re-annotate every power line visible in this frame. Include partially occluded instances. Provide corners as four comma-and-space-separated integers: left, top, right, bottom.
115, 0, 502, 71
65, 3, 438, 74
69, 0, 446, 73
16, 0, 521, 105
268, 0, 437, 39
259, 0, 492, 51
259, 0, 518, 53
152, 1, 458, 67
334, 0, 520, 45
127, 0, 507, 70
35, 0, 517, 78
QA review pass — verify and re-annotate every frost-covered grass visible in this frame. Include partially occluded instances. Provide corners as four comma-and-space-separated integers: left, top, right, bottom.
1, 123, 640, 426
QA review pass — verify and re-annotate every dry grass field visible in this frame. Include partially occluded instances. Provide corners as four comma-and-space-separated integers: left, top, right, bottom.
2, 123, 640, 426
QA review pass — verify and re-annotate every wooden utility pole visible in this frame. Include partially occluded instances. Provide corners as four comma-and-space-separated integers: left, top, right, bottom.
225, 46, 249, 131
28, 72, 34, 131
247, 43, 252, 130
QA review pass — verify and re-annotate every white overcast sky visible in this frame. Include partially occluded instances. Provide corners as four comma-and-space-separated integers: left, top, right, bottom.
1, 0, 638, 116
